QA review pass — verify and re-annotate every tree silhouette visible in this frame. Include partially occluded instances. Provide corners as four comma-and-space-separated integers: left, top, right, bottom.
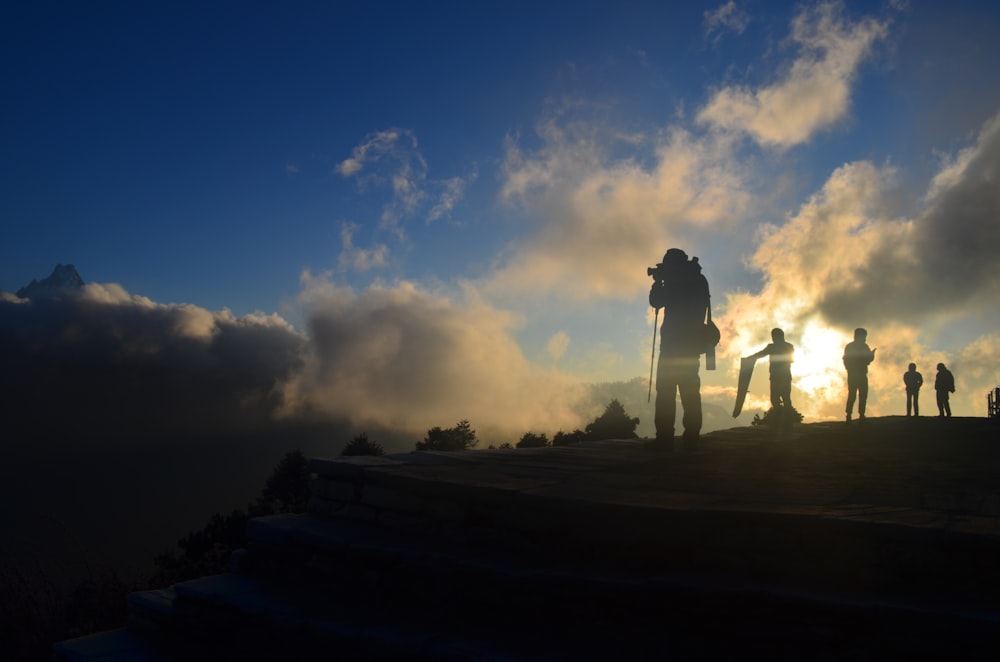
416, 419, 478, 451
584, 399, 640, 440
516, 432, 549, 448
152, 449, 311, 586
340, 433, 385, 457
552, 429, 587, 446
253, 449, 311, 515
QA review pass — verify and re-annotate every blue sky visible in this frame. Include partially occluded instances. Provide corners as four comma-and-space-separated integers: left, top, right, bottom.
4, 1, 1000, 440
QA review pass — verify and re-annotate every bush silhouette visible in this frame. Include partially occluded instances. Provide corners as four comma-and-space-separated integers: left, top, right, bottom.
253, 449, 310, 515
552, 429, 587, 446
751, 405, 804, 427
516, 432, 549, 448
584, 399, 640, 440
152, 449, 311, 585
416, 419, 478, 451
341, 433, 385, 457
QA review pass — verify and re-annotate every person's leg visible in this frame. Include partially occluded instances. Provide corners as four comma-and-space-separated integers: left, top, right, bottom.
773, 375, 791, 409
906, 392, 913, 416
846, 373, 857, 419
944, 394, 951, 417
677, 358, 702, 447
858, 376, 869, 418
654, 355, 679, 441
914, 391, 920, 416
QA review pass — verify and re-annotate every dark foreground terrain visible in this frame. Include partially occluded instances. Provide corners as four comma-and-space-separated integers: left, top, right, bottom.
56, 416, 1000, 660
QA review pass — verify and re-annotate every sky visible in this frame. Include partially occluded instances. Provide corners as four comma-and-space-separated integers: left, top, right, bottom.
4, 0, 1000, 446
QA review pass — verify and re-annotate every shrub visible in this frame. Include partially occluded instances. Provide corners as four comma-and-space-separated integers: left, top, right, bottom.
751, 405, 804, 427
552, 429, 587, 446
416, 419, 478, 451
340, 433, 385, 457
516, 432, 549, 448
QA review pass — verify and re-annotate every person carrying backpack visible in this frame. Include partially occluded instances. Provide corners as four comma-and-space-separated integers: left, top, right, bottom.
648, 248, 715, 451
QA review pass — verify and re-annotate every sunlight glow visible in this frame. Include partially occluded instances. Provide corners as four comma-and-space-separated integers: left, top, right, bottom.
794, 320, 847, 401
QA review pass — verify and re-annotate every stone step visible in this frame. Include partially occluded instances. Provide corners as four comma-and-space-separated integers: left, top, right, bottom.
150, 571, 559, 659
52, 422, 1000, 658
52, 628, 169, 662
127, 588, 177, 634
240, 512, 1000, 657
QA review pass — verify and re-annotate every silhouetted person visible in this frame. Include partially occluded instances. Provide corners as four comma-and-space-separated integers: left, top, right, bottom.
903, 363, 923, 417
843, 327, 876, 422
749, 328, 795, 410
935, 362, 955, 417
649, 248, 711, 451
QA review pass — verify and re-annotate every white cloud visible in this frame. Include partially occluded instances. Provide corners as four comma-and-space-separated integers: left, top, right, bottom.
427, 174, 474, 224
337, 222, 389, 272
697, 1, 888, 148
336, 128, 473, 238
545, 330, 571, 360
334, 129, 428, 236
492, 115, 750, 302
281, 273, 591, 440
715, 109, 1000, 420
704, 1, 749, 43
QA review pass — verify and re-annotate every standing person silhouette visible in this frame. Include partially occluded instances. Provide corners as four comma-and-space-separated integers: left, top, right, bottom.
748, 328, 795, 410
935, 363, 955, 417
903, 363, 923, 417
843, 328, 876, 423
649, 248, 711, 451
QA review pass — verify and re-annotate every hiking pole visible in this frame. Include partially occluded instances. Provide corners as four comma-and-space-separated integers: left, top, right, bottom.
648, 308, 659, 402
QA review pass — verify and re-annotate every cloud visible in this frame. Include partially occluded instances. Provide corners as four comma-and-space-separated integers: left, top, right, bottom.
491, 115, 750, 302
1, 271, 638, 452
0, 285, 307, 442
334, 129, 427, 234
335, 128, 472, 235
697, 1, 888, 148
427, 173, 475, 224
280, 272, 590, 441
545, 330, 571, 360
337, 222, 389, 272
818, 110, 1000, 326
704, 1, 749, 43
715, 109, 1000, 420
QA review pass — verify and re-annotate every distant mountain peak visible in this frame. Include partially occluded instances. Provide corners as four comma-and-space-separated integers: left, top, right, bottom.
16, 263, 85, 299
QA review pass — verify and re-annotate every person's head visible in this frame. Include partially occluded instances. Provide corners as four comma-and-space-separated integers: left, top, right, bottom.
908, 362, 916, 371
771, 328, 784, 342
937, 362, 946, 371
662, 248, 688, 265
854, 328, 867, 341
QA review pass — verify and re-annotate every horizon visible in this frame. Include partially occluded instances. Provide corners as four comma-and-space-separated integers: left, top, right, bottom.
4, 1, 1000, 442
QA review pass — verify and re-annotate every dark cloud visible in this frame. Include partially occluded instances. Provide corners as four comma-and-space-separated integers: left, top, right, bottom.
1, 285, 306, 442
817, 112, 1000, 326
0, 283, 414, 591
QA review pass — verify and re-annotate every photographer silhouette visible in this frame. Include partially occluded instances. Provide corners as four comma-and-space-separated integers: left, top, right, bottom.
648, 248, 712, 451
